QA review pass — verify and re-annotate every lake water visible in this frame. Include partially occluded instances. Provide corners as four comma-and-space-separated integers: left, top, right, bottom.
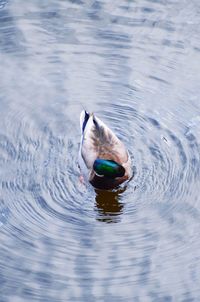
0, 0, 200, 301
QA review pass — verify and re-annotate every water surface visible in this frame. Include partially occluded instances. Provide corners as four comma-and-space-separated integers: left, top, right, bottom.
0, 0, 200, 301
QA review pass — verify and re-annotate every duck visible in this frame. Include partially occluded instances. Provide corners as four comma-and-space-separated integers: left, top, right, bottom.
79, 110, 132, 190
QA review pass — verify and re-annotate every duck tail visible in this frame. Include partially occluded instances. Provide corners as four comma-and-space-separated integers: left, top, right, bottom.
80, 110, 90, 133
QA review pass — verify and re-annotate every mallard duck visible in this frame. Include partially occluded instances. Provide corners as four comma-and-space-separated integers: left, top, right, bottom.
79, 110, 132, 190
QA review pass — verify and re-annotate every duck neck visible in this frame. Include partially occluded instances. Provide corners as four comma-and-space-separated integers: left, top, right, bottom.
89, 172, 126, 190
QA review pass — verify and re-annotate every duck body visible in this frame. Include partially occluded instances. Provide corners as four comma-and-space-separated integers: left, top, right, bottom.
79, 110, 132, 190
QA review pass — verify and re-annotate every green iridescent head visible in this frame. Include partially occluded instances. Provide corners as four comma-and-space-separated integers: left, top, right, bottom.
93, 159, 125, 178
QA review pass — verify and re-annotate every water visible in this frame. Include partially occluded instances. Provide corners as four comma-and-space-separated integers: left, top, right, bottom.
0, 0, 200, 301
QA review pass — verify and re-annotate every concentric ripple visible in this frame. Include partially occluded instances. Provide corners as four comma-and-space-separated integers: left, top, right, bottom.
1, 0, 200, 301
1, 103, 200, 301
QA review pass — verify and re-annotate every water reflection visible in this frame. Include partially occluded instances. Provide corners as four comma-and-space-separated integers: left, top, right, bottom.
94, 188, 125, 223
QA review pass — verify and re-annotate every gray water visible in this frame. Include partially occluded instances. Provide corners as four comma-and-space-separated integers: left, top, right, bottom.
0, 0, 200, 301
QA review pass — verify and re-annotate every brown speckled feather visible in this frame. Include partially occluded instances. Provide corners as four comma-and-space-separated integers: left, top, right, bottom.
80, 111, 132, 189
